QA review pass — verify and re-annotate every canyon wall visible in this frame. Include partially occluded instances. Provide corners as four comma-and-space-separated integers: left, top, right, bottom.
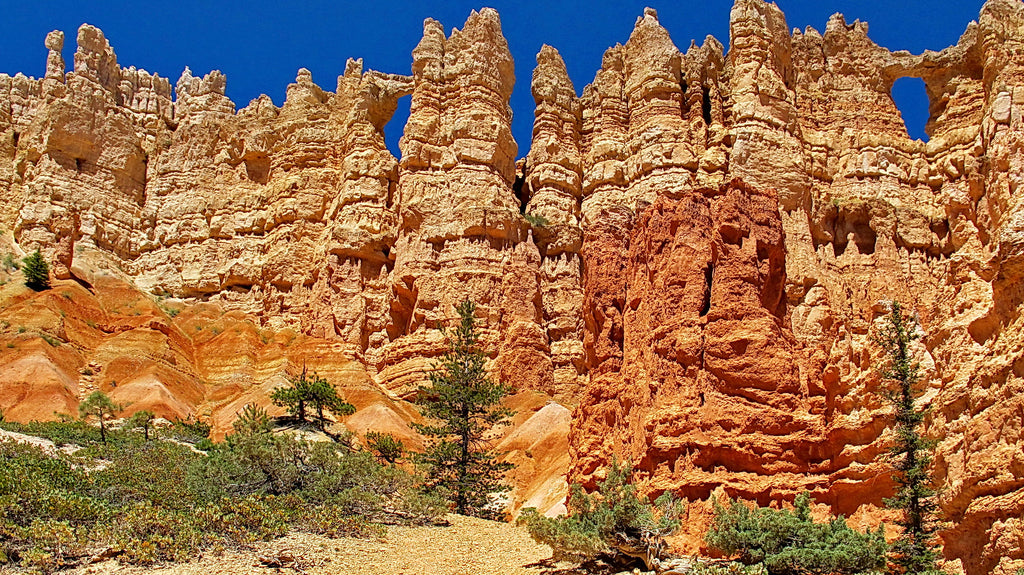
2, 1, 1024, 572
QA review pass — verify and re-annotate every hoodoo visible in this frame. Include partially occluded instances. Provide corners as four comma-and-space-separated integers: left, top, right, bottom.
1, 2, 1023, 572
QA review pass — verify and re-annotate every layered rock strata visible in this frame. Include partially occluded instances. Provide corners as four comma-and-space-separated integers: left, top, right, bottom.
3, 1, 1024, 572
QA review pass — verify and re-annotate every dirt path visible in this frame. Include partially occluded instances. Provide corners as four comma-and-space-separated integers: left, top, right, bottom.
74, 514, 561, 575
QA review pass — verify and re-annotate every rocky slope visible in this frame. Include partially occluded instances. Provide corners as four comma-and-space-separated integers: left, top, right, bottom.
2, 1, 1024, 572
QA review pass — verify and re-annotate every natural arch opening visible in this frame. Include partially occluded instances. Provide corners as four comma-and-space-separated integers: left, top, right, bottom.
891, 76, 930, 142
383, 93, 411, 160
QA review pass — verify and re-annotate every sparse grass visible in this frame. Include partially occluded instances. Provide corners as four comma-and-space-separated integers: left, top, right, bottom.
61, 292, 73, 301
39, 333, 62, 347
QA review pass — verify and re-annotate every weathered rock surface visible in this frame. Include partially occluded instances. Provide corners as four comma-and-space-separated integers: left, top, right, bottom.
3, 1, 1024, 571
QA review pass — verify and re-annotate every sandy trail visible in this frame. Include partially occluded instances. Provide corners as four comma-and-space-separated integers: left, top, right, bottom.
73, 514, 561, 575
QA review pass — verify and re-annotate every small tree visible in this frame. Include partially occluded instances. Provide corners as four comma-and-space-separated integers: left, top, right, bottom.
365, 431, 405, 465
520, 459, 682, 569
873, 301, 942, 574
125, 410, 156, 441
412, 299, 514, 519
21, 250, 50, 291
78, 391, 123, 443
306, 373, 355, 429
233, 404, 273, 436
271, 370, 354, 430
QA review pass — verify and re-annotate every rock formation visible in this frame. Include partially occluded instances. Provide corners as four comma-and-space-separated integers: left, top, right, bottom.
2, 1, 1024, 572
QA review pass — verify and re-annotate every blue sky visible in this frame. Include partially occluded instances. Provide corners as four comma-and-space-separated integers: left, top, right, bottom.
0, 0, 987, 155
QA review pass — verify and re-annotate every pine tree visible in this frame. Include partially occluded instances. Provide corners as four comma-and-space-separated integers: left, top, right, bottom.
271, 369, 354, 429
873, 301, 941, 574
413, 299, 514, 519
21, 249, 50, 291
125, 409, 156, 441
78, 391, 123, 443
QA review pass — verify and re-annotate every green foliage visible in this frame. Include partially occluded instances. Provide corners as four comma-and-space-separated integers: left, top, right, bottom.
0, 421, 443, 572
77, 391, 124, 444
0, 419, 114, 447
271, 370, 355, 429
39, 332, 61, 347
523, 212, 551, 228
21, 250, 50, 291
2, 252, 19, 271
167, 416, 212, 444
365, 431, 405, 464
519, 459, 682, 568
413, 299, 515, 519
704, 492, 887, 575
873, 301, 942, 575
232, 404, 273, 436
124, 410, 156, 441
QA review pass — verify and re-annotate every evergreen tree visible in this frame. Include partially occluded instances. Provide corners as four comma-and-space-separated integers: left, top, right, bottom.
21, 250, 50, 291
306, 372, 355, 429
413, 299, 514, 519
125, 410, 156, 441
271, 369, 354, 429
873, 301, 941, 574
78, 391, 123, 443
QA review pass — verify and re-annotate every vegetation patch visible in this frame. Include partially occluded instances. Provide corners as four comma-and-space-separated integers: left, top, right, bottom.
0, 417, 444, 573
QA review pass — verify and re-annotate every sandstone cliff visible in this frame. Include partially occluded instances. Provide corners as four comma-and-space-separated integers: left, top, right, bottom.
2, 2, 1024, 572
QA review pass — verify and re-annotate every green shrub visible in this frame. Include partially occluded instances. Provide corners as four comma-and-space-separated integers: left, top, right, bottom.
167, 416, 212, 444
232, 404, 273, 436
365, 431, 404, 464
2, 252, 19, 271
523, 213, 551, 228
21, 250, 50, 291
39, 332, 61, 347
0, 419, 110, 446
705, 492, 887, 575
0, 421, 441, 571
519, 459, 682, 569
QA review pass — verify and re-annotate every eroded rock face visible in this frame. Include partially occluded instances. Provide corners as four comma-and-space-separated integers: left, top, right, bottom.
4, 1, 1024, 571
530, 2, 1024, 572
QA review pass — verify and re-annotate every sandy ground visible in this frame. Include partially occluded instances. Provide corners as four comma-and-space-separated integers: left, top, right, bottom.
69, 514, 562, 575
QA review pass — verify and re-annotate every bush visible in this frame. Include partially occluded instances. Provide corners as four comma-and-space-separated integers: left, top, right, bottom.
523, 213, 551, 228
0, 419, 112, 447
124, 410, 156, 441
1, 420, 442, 572
167, 416, 212, 444
21, 250, 50, 291
704, 492, 887, 575
2, 252, 20, 271
519, 459, 682, 569
232, 404, 273, 437
365, 431, 404, 464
